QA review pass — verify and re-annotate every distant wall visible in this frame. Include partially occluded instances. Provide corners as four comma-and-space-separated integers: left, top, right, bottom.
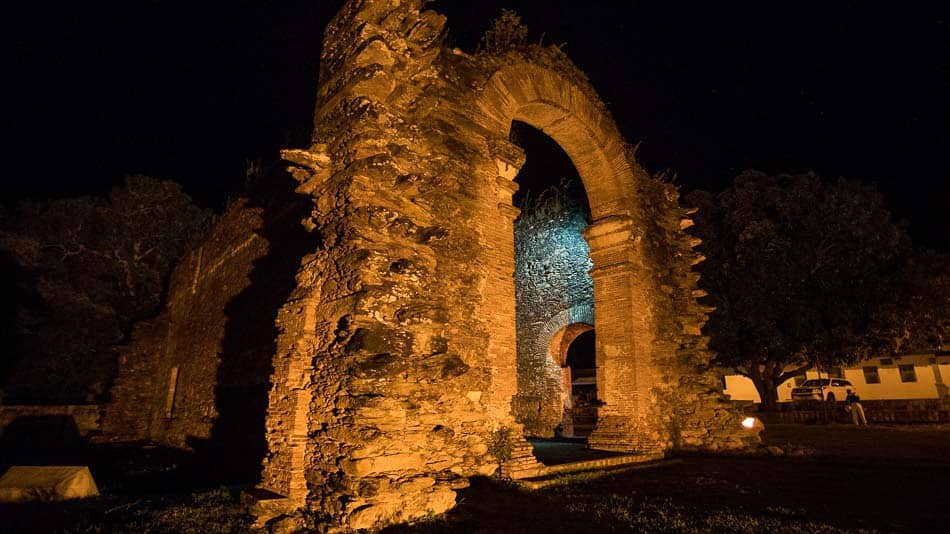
759, 398, 950, 424
102, 317, 167, 441
103, 190, 310, 469
513, 207, 593, 436
104, 201, 266, 446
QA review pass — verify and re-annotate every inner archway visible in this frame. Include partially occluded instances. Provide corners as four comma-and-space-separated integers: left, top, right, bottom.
547, 323, 597, 438
511, 121, 594, 439
565, 329, 597, 437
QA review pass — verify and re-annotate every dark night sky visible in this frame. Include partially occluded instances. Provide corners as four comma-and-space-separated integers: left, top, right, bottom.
5, 1, 948, 249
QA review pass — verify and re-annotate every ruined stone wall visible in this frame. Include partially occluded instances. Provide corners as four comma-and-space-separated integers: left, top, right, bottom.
103, 316, 166, 441
257, 1, 760, 527
513, 207, 593, 436
108, 1, 761, 529
104, 187, 312, 481
158, 203, 271, 446
258, 2, 534, 528
631, 173, 761, 451
104, 201, 269, 446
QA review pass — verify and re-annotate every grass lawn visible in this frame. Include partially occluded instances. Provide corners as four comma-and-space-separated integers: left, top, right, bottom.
2, 423, 948, 533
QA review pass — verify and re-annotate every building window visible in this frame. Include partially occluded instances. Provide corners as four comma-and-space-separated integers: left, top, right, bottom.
863, 366, 881, 384
880, 358, 893, 366
898, 364, 917, 383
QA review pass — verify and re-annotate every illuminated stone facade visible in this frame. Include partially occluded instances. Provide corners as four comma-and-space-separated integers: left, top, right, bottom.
105, 1, 760, 530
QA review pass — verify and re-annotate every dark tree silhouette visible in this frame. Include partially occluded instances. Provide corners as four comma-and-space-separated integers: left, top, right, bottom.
478, 9, 528, 53
877, 249, 950, 354
0, 176, 211, 403
687, 170, 916, 410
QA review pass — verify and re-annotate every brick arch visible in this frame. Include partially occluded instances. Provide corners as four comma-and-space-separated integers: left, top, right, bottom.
475, 58, 662, 452
475, 62, 642, 220
538, 308, 595, 368
549, 322, 595, 368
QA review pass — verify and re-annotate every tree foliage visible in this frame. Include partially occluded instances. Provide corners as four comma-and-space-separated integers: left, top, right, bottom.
0, 176, 212, 402
686, 170, 923, 409
479, 9, 529, 54
878, 249, 950, 352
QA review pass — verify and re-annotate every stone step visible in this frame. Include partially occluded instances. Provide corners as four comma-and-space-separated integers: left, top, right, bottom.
514, 455, 678, 490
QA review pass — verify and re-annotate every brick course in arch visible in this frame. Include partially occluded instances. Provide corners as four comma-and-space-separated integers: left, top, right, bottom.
544, 310, 596, 368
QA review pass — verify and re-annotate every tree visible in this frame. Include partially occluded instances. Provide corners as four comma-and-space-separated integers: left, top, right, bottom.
686, 170, 912, 410
873, 249, 949, 353
479, 9, 528, 54
0, 176, 211, 402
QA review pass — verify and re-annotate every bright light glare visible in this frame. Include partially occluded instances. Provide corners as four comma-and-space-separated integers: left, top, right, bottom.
741, 417, 756, 429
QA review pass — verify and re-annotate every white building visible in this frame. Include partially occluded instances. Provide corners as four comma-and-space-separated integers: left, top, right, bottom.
724, 352, 950, 403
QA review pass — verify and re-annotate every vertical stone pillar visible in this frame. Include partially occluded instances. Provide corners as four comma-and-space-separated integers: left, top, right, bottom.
584, 216, 661, 452
477, 142, 542, 477
255, 293, 319, 518
285, 297, 318, 506
481, 142, 524, 421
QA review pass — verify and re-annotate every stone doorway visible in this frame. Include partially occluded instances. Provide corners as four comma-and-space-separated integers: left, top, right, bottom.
477, 62, 673, 452
547, 323, 598, 438
565, 329, 597, 437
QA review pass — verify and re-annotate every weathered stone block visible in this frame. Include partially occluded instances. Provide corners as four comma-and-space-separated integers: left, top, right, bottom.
348, 453, 425, 477
0, 466, 99, 503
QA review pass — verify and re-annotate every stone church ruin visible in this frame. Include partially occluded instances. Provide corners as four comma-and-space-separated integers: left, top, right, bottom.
104, 1, 760, 529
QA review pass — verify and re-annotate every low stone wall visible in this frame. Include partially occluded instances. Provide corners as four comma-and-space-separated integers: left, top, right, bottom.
759, 398, 950, 424
0, 405, 103, 439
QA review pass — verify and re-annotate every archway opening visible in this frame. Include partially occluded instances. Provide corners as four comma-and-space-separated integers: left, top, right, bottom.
510, 121, 592, 217
511, 120, 595, 440
565, 329, 597, 437
477, 61, 666, 454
